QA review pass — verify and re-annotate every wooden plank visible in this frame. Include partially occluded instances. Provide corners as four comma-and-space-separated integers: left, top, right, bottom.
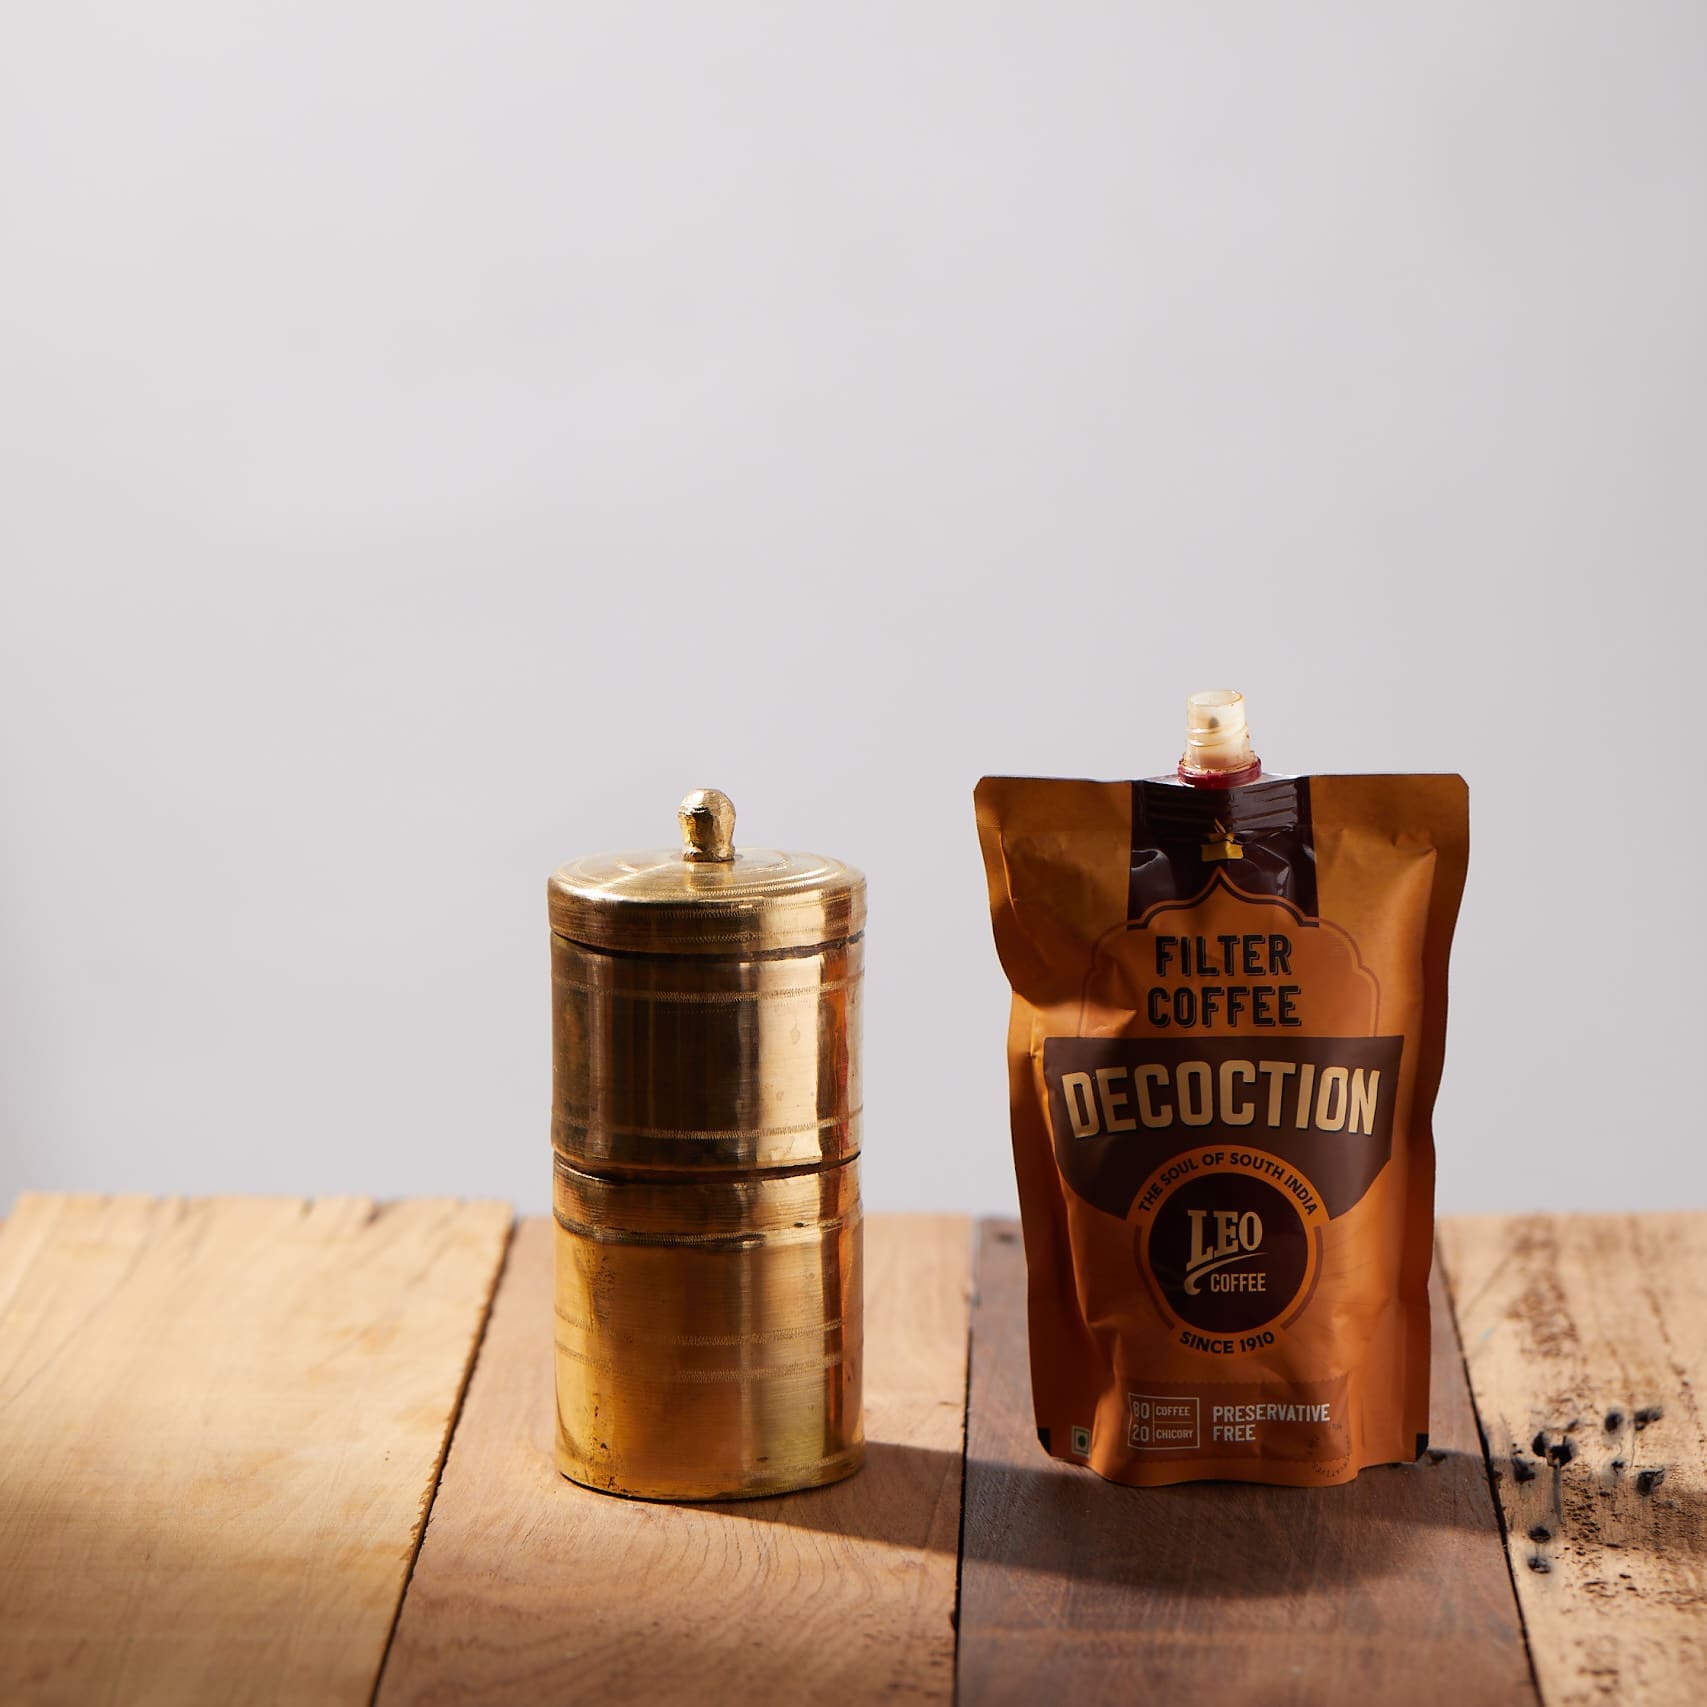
379, 1212, 971, 1706
958, 1219, 1536, 1707
1440, 1214, 1707, 1707
0, 1193, 511, 1707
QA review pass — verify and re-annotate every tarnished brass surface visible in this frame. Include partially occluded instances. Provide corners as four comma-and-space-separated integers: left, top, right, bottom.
550, 932, 862, 1173
553, 1156, 864, 1501
678, 787, 736, 862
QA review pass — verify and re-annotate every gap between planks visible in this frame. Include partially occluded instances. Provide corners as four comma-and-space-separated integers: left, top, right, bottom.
369, 1214, 519, 1707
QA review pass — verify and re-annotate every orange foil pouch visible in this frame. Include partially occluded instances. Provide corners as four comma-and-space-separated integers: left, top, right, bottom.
974, 710, 1468, 1487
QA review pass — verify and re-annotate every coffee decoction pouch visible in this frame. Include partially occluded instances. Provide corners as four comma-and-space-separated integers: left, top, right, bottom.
975, 692, 1468, 1487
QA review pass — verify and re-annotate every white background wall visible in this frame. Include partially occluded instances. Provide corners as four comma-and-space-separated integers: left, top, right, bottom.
3, 3, 1702, 1218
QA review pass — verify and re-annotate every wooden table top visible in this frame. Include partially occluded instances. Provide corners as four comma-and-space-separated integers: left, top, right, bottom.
0, 1196, 1701, 1705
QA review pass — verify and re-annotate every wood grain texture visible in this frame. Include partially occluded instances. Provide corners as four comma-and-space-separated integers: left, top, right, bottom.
958, 1219, 1535, 1707
1440, 1214, 1707, 1707
379, 1212, 971, 1706
0, 1193, 511, 1707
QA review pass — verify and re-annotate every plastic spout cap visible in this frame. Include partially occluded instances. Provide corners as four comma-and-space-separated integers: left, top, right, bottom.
1179, 689, 1260, 783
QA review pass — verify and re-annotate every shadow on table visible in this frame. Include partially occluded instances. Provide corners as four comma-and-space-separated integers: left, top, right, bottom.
699, 1438, 1707, 1595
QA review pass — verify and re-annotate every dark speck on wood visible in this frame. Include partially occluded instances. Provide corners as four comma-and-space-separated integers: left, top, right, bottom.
1634, 1405, 1664, 1429
1604, 1408, 1625, 1431
1528, 1556, 1551, 1573
1513, 1456, 1537, 1483
1528, 1525, 1551, 1543
1636, 1467, 1667, 1495
1531, 1430, 1550, 1457
1546, 1439, 1576, 1468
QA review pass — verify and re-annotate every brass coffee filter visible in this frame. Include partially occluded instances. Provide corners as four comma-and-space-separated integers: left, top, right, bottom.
547, 789, 867, 1500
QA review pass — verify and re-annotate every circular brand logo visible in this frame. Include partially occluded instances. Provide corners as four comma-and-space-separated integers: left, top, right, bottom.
1142, 1171, 1310, 1334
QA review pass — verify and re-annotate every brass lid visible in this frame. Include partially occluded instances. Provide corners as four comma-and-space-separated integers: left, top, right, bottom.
548, 789, 866, 956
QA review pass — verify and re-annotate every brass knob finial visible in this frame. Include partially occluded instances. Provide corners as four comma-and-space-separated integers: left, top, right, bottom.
679, 788, 736, 862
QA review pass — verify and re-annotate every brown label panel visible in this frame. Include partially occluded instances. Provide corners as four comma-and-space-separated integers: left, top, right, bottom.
1042, 1035, 1403, 1221
1125, 1374, 1350, 1462
1129, 775, 1318, 919
1143, 1167, 1312, 1333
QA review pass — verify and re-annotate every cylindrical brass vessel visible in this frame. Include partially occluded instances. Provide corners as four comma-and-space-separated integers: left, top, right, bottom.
547, 789, 866, 1500
549, 935, 862, 1173
553, 1156, 862, 1499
